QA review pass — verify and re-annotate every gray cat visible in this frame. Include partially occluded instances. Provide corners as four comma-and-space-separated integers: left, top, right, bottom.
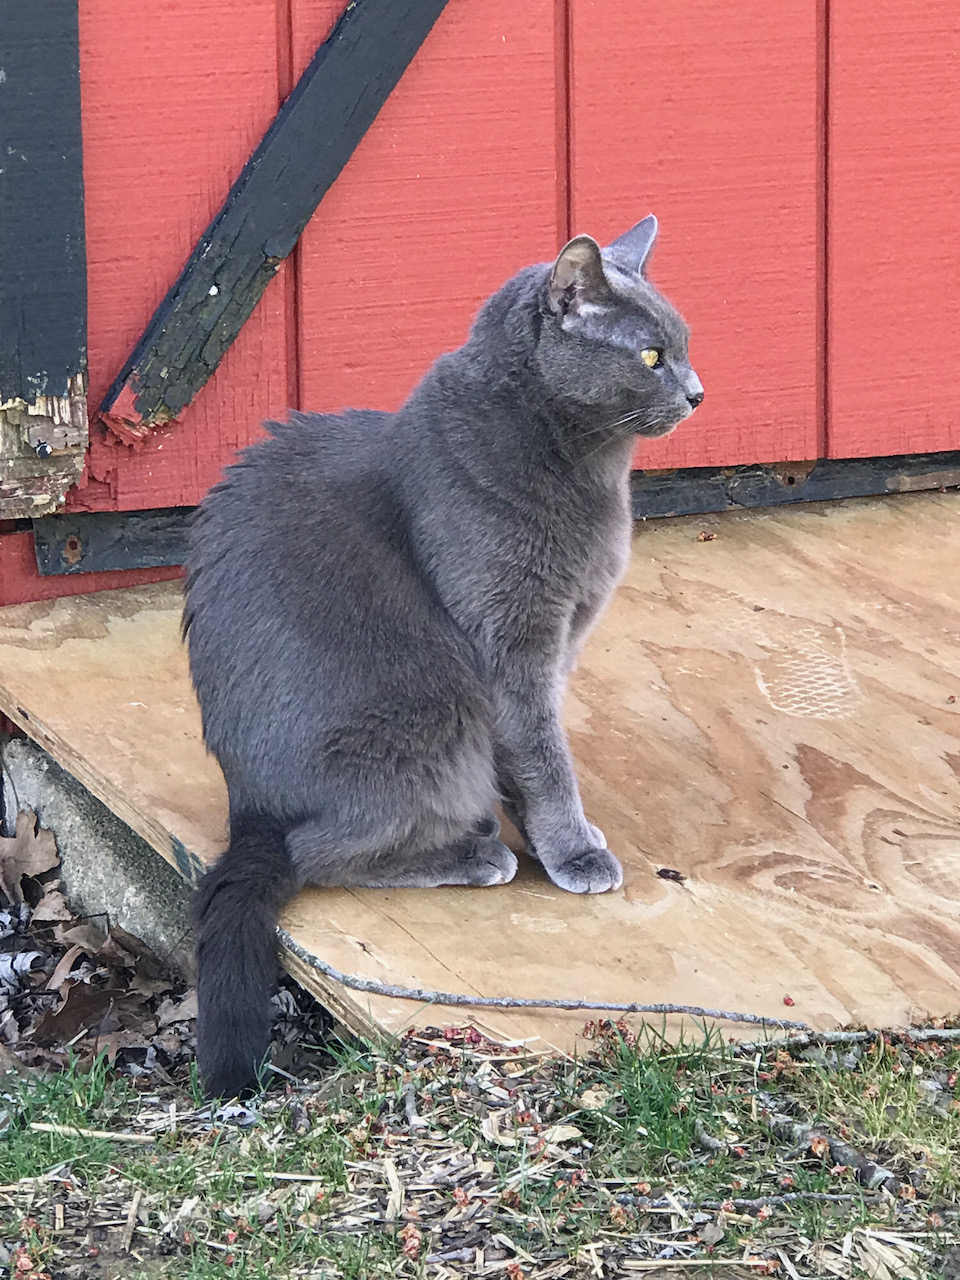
184, 216, 702, 1097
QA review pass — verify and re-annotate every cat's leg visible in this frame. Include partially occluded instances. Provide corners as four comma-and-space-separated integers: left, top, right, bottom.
490, 673, 622, 894
287, 815, 517, 889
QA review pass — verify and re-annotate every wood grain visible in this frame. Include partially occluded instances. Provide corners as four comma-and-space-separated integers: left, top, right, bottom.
569, 0, 821, 470
1, 495, 958, 1047
827, 1, 960, 457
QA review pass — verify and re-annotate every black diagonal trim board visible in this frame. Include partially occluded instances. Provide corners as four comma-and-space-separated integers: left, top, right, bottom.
0, 0, 86, 401
32, 452, 960, 575
100, 0, 450, 439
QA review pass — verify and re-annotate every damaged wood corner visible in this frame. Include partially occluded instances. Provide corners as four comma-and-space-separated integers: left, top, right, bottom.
0, 375, 89, 518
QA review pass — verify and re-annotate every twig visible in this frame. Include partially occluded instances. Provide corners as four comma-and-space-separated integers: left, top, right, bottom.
765, 1111, 898, 1192
621, 1262, 774, 1270
402, 1081, 428, 1129
734, 1026, 960, 1055
29, 1122, 154, 1145
120, 1188, 143, 1253
277, 929, 808, 1029
702, 1192, 880, 1208
693, 1118, 725, 1153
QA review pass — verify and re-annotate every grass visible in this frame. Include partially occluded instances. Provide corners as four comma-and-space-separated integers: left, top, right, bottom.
1, 1023, 958, 1279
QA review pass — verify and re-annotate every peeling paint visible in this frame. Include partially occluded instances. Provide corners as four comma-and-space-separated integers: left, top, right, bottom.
0, 374, 88, 518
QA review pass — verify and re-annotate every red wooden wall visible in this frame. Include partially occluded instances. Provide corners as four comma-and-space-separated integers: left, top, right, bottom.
570, 0, 822, 471
1, 0, 959, 606
827, 1, 960, 457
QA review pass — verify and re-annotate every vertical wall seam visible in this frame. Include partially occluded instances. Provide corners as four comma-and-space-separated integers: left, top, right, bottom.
555, 0, 573, 246
277, 0, 302, 411
817, 0, 830, 459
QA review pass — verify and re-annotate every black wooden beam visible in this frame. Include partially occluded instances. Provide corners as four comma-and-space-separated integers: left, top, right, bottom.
630, 452, 960, 518
100, 0, 450, 445
32, 507, 191, 576
0, 0, 89, 517
32, 451, 960, 576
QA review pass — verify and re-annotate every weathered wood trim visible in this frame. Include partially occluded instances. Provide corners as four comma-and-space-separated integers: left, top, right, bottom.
100, 0, 451, 445
0, 0, 88, 517
630, 452, 960, 519
31, 450, 960, 575
32, 507, 191, 576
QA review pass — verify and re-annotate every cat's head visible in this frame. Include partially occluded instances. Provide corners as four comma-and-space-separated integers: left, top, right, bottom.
535, 216, 702, 437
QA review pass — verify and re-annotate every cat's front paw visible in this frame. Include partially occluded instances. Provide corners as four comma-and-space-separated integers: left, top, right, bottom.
585, 822, 607, 848
546, 847, 623, 894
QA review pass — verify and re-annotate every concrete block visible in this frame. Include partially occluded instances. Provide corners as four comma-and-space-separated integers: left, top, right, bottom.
1, 734, 196, 978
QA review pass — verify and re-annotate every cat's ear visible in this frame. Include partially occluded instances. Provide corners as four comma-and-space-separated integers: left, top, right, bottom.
605, 214, 658, 276
547, 235, 615, 317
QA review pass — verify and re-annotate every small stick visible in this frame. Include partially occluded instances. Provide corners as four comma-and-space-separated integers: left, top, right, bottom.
277, 929, 808, 1029
402, 1082, 428, 1129
29, 1122, 154, 1145
621, 1261, 774, 1270
120, 1189, 143, 1253
734, 1026, 960, 1055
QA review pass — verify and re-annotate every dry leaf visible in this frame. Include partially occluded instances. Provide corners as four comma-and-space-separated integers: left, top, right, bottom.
45, 944, 84, 992
0, 809, 58, 905
32, 888, 74, 923
0, 951, 44, 986
580, 1085, 613, 1110
157, 990, 198, 1027
541, 1123, 582, 1145
31, 979, 125, 1046
481, 1111, 517, 1147
698, 1220, 725, 1246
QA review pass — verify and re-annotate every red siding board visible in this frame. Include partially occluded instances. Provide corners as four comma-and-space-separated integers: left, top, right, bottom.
569, 0, 821, 470
291, 0, 562, 416
827, 2, 960, 458
69, 0, 292, 513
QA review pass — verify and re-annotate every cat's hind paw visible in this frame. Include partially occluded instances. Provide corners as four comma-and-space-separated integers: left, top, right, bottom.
443, 839, 518, 887
546, 847, 623, 894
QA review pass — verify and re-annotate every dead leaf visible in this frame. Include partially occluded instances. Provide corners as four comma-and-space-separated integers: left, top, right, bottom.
33, 889, 74, 923
541, 1123, 582, 1145
45, 944, 84, 992
698, 1220, 725, 1246
0, 810, 58, 905
580, 1085, 613, 1110
157, 990, 198, 1027
481, 1111, 517, 1147
0, 951, 44, 986
31, 980, 125, 1047
55, 918, 109, 953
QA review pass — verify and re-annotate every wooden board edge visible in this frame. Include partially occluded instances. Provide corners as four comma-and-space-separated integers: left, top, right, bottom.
29, 450, 960, 575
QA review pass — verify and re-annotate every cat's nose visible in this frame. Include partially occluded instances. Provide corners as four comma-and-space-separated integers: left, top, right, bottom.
687, 389, 704, 409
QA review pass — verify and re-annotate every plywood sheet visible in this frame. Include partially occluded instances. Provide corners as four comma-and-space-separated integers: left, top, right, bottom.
1, 495, 958, 1051
569, 0, 821, 470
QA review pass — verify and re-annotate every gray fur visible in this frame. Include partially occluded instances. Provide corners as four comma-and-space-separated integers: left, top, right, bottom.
184, 218, 701, 1096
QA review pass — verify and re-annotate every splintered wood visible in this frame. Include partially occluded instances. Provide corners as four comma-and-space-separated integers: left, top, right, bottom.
1, 493, 959, 1048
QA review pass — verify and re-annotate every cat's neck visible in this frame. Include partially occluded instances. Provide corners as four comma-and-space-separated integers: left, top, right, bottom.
411, 268, 638, 485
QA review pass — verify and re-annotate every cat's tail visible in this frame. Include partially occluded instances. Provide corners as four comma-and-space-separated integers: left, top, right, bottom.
194, 812, 298, 1099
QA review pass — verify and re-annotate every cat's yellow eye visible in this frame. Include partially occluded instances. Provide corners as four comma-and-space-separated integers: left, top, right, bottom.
640, 348, 661, 369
